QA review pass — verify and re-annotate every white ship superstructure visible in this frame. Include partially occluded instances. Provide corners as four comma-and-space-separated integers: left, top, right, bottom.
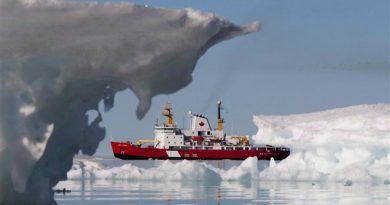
153, 101, 246, 149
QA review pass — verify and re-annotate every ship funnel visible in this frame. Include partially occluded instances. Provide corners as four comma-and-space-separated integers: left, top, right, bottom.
162, 102, 175, 127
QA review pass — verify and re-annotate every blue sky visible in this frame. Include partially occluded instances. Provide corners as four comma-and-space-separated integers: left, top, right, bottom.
83, 0, 389, 155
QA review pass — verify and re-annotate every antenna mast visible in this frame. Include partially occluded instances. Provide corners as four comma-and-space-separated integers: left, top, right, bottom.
216, 100, 224, 131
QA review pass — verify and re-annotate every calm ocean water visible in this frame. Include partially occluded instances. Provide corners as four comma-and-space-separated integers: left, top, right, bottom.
54, 159, 389, 205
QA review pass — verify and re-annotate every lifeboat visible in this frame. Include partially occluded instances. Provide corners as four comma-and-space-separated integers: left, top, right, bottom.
191, 136, 204, 141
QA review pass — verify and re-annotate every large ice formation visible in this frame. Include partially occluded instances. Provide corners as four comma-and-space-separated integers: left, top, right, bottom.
253, 104, 390, 183
0, 0, 259, 204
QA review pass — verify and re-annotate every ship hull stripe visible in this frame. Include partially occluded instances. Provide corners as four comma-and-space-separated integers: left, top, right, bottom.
166, 150, 181, 158
111, 142, 290, 160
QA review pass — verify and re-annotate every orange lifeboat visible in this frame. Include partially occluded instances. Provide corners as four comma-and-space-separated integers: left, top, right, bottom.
191, 136, 204, 141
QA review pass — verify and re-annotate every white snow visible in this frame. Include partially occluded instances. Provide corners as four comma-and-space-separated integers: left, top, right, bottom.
21, 124, 53, 160
19, 105, 36, 116
253, 104, 390, 183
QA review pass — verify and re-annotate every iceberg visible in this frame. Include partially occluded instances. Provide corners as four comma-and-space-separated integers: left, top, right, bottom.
252, 104, 390, 183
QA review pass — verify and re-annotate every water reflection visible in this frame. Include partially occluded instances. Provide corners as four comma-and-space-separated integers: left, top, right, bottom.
55, 179, 389, 205
54, 159, 389, 204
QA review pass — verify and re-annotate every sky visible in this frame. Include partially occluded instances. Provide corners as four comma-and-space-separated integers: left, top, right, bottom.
83, 0, 389, 155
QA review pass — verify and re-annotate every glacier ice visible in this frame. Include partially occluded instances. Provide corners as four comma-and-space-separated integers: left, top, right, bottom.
253, 104, 390, 183
0, 0, 258, 204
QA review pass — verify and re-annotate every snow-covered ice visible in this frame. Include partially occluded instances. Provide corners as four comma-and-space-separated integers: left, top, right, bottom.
253, 104, 390, 183
67, 157, 259, 183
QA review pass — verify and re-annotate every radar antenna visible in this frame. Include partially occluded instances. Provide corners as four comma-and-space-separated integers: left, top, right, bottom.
217, 100, 224, 131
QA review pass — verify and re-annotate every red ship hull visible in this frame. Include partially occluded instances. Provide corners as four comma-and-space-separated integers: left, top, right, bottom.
111, 141, 290, 160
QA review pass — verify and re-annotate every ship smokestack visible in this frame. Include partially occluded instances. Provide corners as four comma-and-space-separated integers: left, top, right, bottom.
162, 102, 175, 127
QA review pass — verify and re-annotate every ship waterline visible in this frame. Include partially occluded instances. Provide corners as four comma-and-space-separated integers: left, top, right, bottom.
111, 142, 290, 160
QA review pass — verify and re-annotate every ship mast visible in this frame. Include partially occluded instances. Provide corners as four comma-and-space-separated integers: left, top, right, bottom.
162, 102, 175, 127
216, 100, 224, 131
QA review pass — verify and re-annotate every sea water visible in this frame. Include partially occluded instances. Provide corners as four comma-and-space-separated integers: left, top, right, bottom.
54, 158, 389, 205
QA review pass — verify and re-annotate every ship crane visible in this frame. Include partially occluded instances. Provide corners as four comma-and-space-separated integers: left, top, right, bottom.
228, 136, 249, 146
135, 139, 159, 147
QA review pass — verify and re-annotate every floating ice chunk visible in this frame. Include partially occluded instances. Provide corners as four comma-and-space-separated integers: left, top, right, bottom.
203, 157, 259, 182
68, 159, 223, 182
66, 157, 265, 184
